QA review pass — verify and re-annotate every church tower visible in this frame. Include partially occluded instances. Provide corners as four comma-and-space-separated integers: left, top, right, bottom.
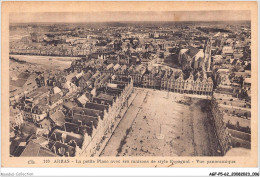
204, 39, 212, 72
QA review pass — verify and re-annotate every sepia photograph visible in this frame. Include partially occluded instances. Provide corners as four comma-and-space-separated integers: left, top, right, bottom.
1, 1, 258, 171
8, 10, 253, 158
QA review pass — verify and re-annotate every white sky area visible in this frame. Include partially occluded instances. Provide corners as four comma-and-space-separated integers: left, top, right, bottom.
10, 11, 250, 23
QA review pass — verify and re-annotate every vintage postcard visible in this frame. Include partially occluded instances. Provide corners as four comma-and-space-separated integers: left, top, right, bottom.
1, 1, 258, 168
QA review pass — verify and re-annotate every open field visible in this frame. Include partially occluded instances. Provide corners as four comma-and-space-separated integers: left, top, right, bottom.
10, 55, 80, 68
9, 57, 64, 78
101, 88, 221, 156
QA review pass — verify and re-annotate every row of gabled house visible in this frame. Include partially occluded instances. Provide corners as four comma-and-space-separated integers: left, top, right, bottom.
209, 66, 251, 154
210, 92, 251, 155
73, 79, 134, 156
10, 65, 134, 157
77, 59, 215, 96
130, 69, 213, 95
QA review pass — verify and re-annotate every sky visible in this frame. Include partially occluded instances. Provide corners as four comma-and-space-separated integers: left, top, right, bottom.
10, 11, 251, 23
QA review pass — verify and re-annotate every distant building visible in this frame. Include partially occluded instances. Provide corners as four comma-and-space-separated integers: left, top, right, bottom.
222, 46, 234, 56
178, 40, 212, 71
10, 107, 23, 128
10, 72, 38, 103
35, 76, 45, 88
49, 129, 84, 157
243, 78, 251, 97
78, 72, 92, 89
178, 46, 205, 70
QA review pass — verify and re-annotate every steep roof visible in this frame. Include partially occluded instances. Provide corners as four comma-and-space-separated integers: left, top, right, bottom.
179, 49, 189, 55
50, 111, 66, 127
80, 72, 92, 82
77, 94, 90, 105
187, 73, 194, 81
207, 77, 213, 83
73, 107, 102, 118
99, 75, 110, 85
85, 102, 108, 112
20, 141, 40, 157
121, 65, 127, 71
49, 93, 62, 104
63, 81, 75, 89
175, 71, 184, 80
53, 87, 61, 94
38, 148, 57, 157
96, 93, 114, 102
51, 129, 84, 148
65, 72, 77, 82
38, 118, 52, 129
19, 139, 57, 157
73, 114, 98, 127
76, 72, 84, 79
113, 63, 121, 71
186, 46, 200, 58
63, 101, 77, 110
106, 63, 114, 70
20, 122, 38, 135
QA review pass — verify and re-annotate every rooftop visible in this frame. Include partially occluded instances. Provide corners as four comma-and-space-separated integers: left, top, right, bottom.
186, 46, 200, 58
96, 93, 114, 102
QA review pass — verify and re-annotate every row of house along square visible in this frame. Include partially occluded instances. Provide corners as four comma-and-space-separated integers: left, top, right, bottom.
10, 64, 134, 157
129, 66, 213, 95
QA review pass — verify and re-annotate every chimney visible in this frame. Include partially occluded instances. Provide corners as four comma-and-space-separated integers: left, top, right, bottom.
53, 146, 57, 154
66, 151, 70, 157
117, 55, 120, 64
54, 133, 57, 141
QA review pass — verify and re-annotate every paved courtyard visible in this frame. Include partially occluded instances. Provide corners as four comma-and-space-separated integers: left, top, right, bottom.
101, 88, 221, 156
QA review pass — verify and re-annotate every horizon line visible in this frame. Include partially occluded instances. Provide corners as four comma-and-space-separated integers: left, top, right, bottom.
10, 20, 251, 24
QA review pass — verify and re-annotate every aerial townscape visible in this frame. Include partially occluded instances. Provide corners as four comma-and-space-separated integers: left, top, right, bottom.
9, 20, 251, 157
